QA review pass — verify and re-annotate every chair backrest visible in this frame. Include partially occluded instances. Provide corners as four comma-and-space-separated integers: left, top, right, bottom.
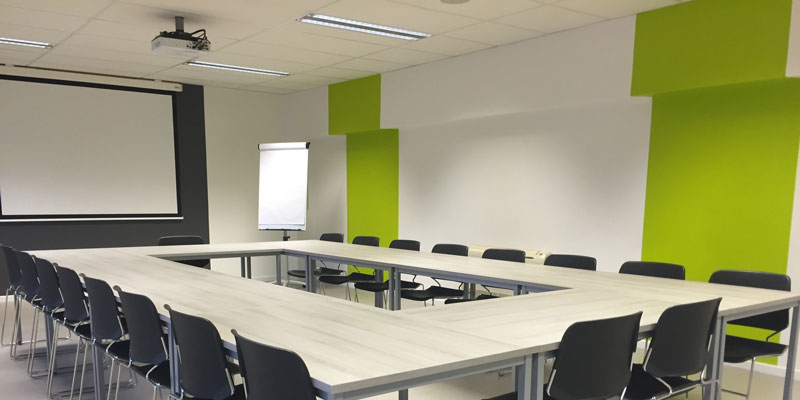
482, 248, 526, 263
115, 286, 168, 366
352, 236, 379, 247
34, 258, 63, 312
431, 244, 469, 257
55, 266, 88, 323
82, 275, 124, 341
17, 251, 40, 301
548, 312, 642, 400
619, 261, 685, 280
644, 298, 721, 378
319, 233, 344, 243
165, 305, 234, 400
231, 329, 316, 400
158, 235, 205, 246
158, 235, 209, 269
1, 245, 23, 289
709, 270, 791, 332
544, 254, 597, 271
389, 239, 420, 251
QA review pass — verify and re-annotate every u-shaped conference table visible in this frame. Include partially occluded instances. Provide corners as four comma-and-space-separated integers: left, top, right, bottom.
31, 240, 800, 400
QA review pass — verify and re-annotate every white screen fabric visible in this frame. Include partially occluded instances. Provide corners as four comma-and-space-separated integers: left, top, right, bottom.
258, 142, 309, 230
0, 78, 178, 218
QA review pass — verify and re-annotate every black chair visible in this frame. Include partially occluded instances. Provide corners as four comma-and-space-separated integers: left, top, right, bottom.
158, 235, 210, 269
485, 312, 643, 400
114, 286, 171, 400
709, 270, 791, 399
164, 304, 244, 400
17, 251, 45, 376
231, 329, 316, 400
402, 244, 470, 305
286, 233, 345, 286
445, 248, 526, 304
354, 240, 422, 305
319, 236, 380, 301
544, 254, 597, 271
54, 266, 93, 400
625, 298, 722, 400
82, 274, 133, 400
1, 245, 24, 350
619, 261, 685, 280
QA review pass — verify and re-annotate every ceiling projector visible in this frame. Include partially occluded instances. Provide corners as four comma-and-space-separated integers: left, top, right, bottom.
151, 16, 211, 57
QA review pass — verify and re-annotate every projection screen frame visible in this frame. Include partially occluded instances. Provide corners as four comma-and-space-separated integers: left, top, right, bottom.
0, 74, 183, 222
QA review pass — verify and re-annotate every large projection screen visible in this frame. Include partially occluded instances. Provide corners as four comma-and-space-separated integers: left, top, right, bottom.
0, 76, 180, 220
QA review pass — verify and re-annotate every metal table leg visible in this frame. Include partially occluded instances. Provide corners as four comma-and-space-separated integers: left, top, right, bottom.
246, 256, 252, 279
374, 268, 384, 309
304, 255, 315, 293
388, 268, 396, 310
240, 257, 246, 278
398, 389, 408, 400
276, 255, 283, 285
394, 269, 401, 310
168, 320, 181, 398
784, 304, 799, 400
517, 354, 544, 400
704, 316, 724, 400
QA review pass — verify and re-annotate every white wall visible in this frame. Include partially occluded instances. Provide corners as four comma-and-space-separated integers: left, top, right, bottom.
382, 17, 652, 272
203, 86, 346, 280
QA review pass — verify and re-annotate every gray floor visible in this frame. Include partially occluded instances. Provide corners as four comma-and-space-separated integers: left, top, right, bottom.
2, 284, 799, 400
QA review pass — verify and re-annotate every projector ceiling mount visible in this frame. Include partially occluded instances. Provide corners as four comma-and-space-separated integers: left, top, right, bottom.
151, 16, 211, 57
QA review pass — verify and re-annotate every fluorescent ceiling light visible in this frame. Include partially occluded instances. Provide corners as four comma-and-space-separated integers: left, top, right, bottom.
298, 14, 430, 41
185, 61, 289, 76
0, 37, 53, 49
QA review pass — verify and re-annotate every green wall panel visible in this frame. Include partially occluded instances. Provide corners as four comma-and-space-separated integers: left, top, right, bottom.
328, 75, 381, 135
641, 80, 800, 363
632, 0, 792, 96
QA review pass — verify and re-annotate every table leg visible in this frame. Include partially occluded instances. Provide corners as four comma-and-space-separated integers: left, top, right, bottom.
388, 268, 396, 310
276, 255, 283, 285
398, 389, 408, 400
784, 304, 799, 400
92, 342, 106, 400
374, 269, 383, 309
394, 269, 401, 310
517, 354, 544, 400
240, 257, 246, 278
704, 316, 724, 400
167, 320, 180, 397
304, 255, 315, 293
246, 256, 252, 279
715, 317, 727, 400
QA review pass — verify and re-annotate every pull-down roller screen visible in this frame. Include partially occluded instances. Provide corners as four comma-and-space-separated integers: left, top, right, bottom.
258, 142, 309, 231
0, 76, 179, 220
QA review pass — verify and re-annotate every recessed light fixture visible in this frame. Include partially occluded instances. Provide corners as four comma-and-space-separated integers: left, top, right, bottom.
297, 14, 430, 41
0, 37, 53, 49
185, 61, 290, 77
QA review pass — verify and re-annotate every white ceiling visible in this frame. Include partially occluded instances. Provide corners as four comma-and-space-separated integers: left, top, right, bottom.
0, 0, 689, 94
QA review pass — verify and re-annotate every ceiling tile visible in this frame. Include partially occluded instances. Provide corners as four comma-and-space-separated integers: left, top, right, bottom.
445, 22, 544, 46
220, 41, 350, 67
278, 73, 343, 85
364, 47, 448, 65
496, 5, 604, 33
556, 0, 679, 18
0, 0, 113, 18
249, 27, 387, 58
0, 47, 46, 65
402, 35, 490, 57
285, 18, 405, 46
244, 85, 296, 94
150, 64, 269, 84
76, 20, 237, 52
32, 54, 164, 75
315, 0, 480, 35
0, 22, 72, 44
304, 66, 371, 80
332, 58, 408, 73
389, 0, 541, 20
48, 40, 185, 67
0, 5, 89, 32
96, 2, 265, 40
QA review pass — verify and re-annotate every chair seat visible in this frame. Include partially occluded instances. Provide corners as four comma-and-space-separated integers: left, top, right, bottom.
132, 360, 171, 388
65, 323, 93, 340
287, 269, 308, 279
483, 390, 554, 400
288, 268, 345, 279
724, 335, 787, 363
624, 364, 699, 400
105, 340, 131, 362
319, 275, 350, 285
319, 267, 343, 275
428, 286, 464, 298
444, 294, 497, 305
355, 281, 422, 292
401, 289, 435, 302
188, 383, 246, 400
348, 272, 377, 282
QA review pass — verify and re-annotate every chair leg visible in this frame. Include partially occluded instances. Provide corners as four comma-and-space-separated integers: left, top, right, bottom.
152, 385, 158, 400
1, 288, 9, 347
9, 296, 20, 358
113, 362, 123, 400
27, 307, 39, 374
47, 322, 61, 396
744, 358, 755, 400
107, 358, 116, 400
69, 340, 82, 400
354, 288, 359, 303
77, 340, 89, 400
